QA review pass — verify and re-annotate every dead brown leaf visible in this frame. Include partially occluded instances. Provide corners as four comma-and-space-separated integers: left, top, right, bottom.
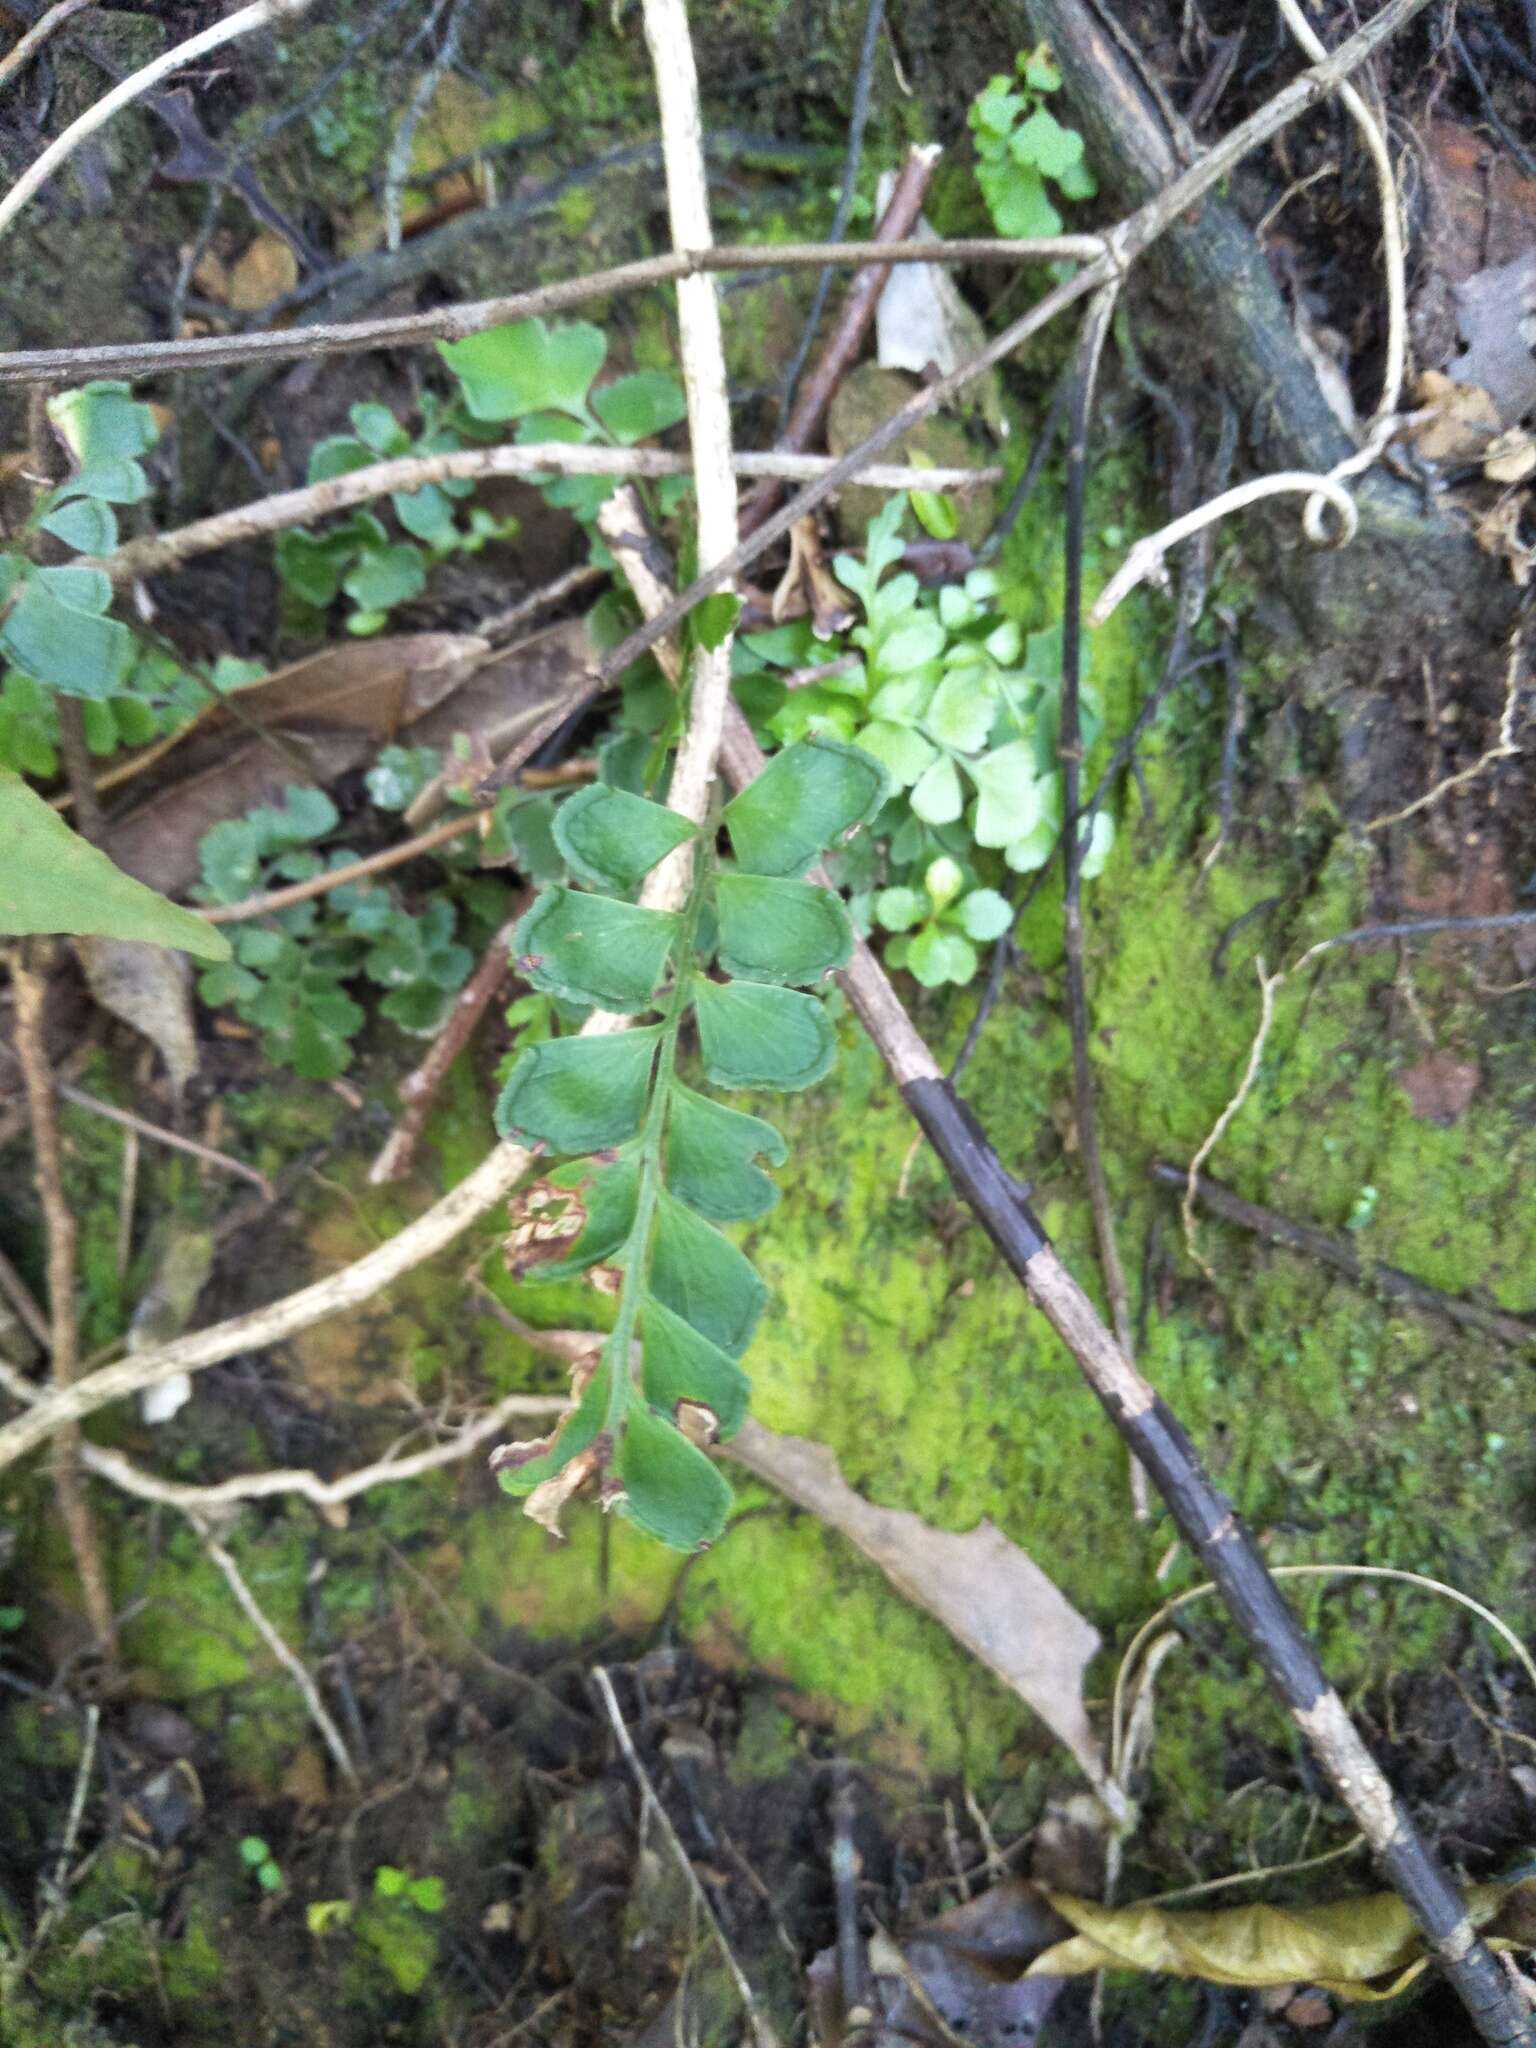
1449, 250, 1536, 427
104, 633, 489, 896
1484, 428, 1536, 485
73, 937, 199, 1094
1394, 1049, 1481, 1126
729, 1420, 1110, 1797
1408, 370, 1501, 462
226, 234, 299, 312
1474, 491, 1536, 584
771, 517, 856, 637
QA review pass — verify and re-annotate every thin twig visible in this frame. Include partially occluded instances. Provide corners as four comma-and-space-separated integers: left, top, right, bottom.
53, 1081, 273, 1197
1298, 911, 1536, 963
26, 1700, 99, 1955
777, 0, 886, 415
592, 0, 1440, 691
102, 444, 999, 587
738, 141, 938, 538
1153, 1161, 1536, 1351
9, 946, 116, 1657
594, 1667, 779, 2048
194, 1519, 359, 1787
0, 1243, 50, 1351
197, 808, 486, 924
1182, 956, 1281, 1286
0, 236, 1104, 387
0, 0, 96, 93
369, 913, 524, 1185
1365, 629, 1523, 832
1276, 0, 1405, 419
1056, 285, 1148, 1517
472, 562, 606, 644
0, 0, 320, 243
381, 0, 461, 254
1088, 468, 1360, 625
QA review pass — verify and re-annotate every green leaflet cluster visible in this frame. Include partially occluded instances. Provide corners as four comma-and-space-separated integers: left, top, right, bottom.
489, 738, 888, 1552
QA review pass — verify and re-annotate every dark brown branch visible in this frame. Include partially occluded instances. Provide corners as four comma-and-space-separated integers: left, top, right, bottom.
1152, 1161, 1536, 1352
369, 912, 525, 1186
737, 143, 938, 538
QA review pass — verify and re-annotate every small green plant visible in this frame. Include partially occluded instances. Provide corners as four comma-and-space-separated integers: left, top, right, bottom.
968, 44, 1097, 240
238, 1835, 282, 1893
873, 856, 1013, 989
490, 738, 888, 1551
194, 786, 477, 1077
372, 1865, 445, 1914
735, 499, 1114, 984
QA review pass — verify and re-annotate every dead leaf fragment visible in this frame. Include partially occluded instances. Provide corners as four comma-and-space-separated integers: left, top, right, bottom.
771, 516, 856, 637
1472, 492, 1536, 584
1408, 369, 1500, 463
729, 1420, 1112, 1802
1449, 250, 1536, 426
1394, 1049, 1481, 1125
73, 937, 199, 1094
227, 234, 300, 312
1026, 1877, 1536, 2002
1485, 427, 1536, 485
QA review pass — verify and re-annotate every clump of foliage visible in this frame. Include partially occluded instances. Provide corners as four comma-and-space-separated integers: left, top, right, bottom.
968, 44, 1097, 239
489, 739, 887, 1551
194, 786, 477, 1077
735, 497, 1110, 983
276, 316, 687, 635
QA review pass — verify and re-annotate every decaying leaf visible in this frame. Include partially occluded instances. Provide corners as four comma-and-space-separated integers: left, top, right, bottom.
1408, 370, 1500, 464
226, 234, 300, 312
1025, 1876, 1536, 2001
73, 936, 199, 1094
1394, 1049, 1481, 1126
130, 1222, 217, 1424
771, 517, 856, 637
524, 1441, 608, 1537
1472, 491, 1536, 585
1484, 427, 1536, 485
810, 1882, 1069, 2048
1448, 250, 1536, 426
729, 1420, 1111, 1801
488, 1346, 608, 1539
503, 1177, 590, 1278
107, 634, 489, 896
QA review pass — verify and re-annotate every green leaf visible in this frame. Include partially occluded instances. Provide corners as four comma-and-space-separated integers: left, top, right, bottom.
366, 743, 440, 811
692, 977, 836, 1092
1021, 46, 1062, 91
641, 1295, 751, 1436
348, 403, 410, 456
874, 885, 924, 932
483, 790, 566, 884
439, 318, 607, 423
713, 872, 852, 985
48, 381, 158, 463
553, 784, 695, 889
910, 752, 964, 826
198, 819, 262, 902
617, 1403, 732, 1551
876, 614, 946, 676
67, 457, 150, 504
722, 737, 889, 878
665, 1082, 785, 1222
926, 667, 997, 753
495, 1354, 610, 1494
307, 436, 376, 485
393, 483, 459, 548
1010, 107, 1085, 180
909, 481, 958, 541
342, 543, 426, 612
36, 563, 110, 614
494, 1027, 660, 1150
0, 578, 133, 698
592, 371, 687, 445
1054, 154, 1098, 201
275, 530, 343, 607
0, 769, 230, 959
976, 159, 1063, 238
691, 592, 741, 652
650, 1191, 767, 1355
908, 926, 978, 986
852, 719, 936, 788
518, 1159, 641, 1280
39, 496, 117, 553
1078, 809, 1114, 880
957, 887, 1014, 941
514, 888, 678, 1011
971, 741, 1047, 850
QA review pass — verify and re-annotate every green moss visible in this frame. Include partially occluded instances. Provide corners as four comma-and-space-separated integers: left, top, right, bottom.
354, 1899, 439, 1995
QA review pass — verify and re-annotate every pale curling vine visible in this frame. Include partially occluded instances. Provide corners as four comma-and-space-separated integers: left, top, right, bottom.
488, 738, 889, 1552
